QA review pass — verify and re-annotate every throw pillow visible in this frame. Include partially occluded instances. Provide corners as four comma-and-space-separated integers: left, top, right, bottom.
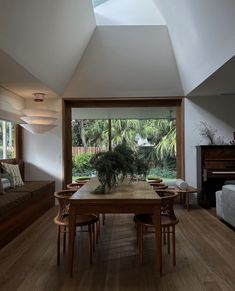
1, 178, 11, 190
0, 172, 14, 188
1, 162, 24, 187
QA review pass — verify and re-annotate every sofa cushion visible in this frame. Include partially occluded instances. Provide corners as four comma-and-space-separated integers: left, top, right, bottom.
215, 190, 223, 219
1, 162, 24, 187
7, 181, 54, 198
0, 191, 31, 216
0, 173, 14, 188
221, 185, 235, 227
1, 178, 11, 190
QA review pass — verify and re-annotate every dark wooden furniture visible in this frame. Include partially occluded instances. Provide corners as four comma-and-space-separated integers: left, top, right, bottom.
68, 178, 162, 276
134, 192, 179, 266
197, 145, 235, 208
54, 189, 98, 265
0, 159, 55, 249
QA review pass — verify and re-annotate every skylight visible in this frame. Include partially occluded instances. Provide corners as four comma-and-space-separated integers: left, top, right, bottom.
92, 0, 108, 8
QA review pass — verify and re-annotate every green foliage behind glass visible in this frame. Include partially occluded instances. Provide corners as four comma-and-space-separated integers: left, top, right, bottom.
73, 152, 94, 176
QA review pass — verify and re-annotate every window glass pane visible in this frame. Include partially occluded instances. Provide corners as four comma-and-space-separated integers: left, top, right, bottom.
71, 117, 176, 180
0, 120, 15, 159
92, 0, 108, 8
72, 119, 109, 180
111, 119, 177, 180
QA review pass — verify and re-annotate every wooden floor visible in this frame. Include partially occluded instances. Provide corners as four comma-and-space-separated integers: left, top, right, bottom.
0, 206, 235, 291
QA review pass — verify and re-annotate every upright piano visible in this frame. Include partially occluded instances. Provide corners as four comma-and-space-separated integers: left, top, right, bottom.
197, 145, 235, 208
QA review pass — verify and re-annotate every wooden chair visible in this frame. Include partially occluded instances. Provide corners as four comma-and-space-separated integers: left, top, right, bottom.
54, 189, 98, 265
147, 179, 163, 187
134, 191, 179, 266
66, 181, 103, 241
67, 182, 81, 190
73, 179, 106, 226
152, 183, 168, 190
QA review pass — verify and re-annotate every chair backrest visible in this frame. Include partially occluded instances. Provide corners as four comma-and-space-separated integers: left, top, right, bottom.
156, 191, 179, 219
54, 189, 76, 221
148, 179, 163, 185
75, 179, 89, 186
67, 182, 81, 191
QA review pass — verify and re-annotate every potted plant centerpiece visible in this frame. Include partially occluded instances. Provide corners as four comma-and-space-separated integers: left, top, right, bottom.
90, 141, 148, 193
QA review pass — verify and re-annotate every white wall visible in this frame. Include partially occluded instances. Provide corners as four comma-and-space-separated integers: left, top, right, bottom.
185, 96, 235, 190
0, 0, 96, 95
21, 95, 235, 197
64, 26, 183, 97
154, 0, 235, 95
95, 0, 165, 25
23, 99, 63, 191
0, 87, 24, 121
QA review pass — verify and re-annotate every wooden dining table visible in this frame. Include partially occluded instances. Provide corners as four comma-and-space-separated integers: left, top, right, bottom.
68, 178, 162, 276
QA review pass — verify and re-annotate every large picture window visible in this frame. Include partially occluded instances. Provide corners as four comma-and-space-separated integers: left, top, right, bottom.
72, 118, 177, 181
0, 119, 16, 159
62, 99, 184, 186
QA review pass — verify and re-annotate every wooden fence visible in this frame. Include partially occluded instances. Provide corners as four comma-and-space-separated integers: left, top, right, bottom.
72, 147, 107, 155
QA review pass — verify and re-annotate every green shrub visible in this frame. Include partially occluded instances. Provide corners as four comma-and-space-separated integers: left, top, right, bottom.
73, 153, 94, 174
147, 167, 176, 180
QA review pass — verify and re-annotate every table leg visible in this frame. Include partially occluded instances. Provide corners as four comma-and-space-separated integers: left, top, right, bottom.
154, 207, 162, 276
68, 206, 76, 276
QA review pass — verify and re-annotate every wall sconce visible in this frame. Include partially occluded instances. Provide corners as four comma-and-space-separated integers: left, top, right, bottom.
20, 108, 58, 134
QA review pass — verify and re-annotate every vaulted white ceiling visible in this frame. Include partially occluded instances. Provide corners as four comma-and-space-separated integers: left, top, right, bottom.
0, 0, 96, 97
64, 26, 183, 98
0, 0, 235, 100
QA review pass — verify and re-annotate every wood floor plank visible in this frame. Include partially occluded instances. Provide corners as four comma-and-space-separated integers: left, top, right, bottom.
0, 206, 235, 291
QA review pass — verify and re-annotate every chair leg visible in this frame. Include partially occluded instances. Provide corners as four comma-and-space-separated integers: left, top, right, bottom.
57, 225, 61, 266
63, 226, 66, 253
92, 224, 96, 252
102, 213, 105, 226
96, 220, 100, 244
163, 227, 166, 245
167, 226, 170, 254
136, 223, 139, 248
172, 225, 176, 266
139, 224, 144, 265
88, 225, 93, 264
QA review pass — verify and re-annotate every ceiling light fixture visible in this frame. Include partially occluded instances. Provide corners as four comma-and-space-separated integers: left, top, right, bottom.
20, 107, 58, 134
33, 92, 45, 102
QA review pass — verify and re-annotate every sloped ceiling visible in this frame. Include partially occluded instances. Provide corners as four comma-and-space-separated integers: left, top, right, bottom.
0, 48, 58, 99
64, 26, 183, 98
154, 0, 235, 95
0, 0, 96, 96
0, 0, 234, 100
189, 56, 235, 97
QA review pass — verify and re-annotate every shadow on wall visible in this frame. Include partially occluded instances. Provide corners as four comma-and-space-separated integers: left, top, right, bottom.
189, 95, 235, 129
24, 162, 62, 191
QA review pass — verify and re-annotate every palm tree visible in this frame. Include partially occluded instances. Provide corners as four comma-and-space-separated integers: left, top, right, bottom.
86, 120, 109, 147
111, 119, 140, 148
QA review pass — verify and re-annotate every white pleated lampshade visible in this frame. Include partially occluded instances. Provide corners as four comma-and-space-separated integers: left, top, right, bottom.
22, 109, 58, 118
20, 116, 57, 125
20, 124, 56, 134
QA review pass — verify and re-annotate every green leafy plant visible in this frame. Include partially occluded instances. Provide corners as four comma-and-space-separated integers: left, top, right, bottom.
90, 151, 123, 193
199, 121, 226, 145
73, 152, 94, 174
90, 142, 151, 193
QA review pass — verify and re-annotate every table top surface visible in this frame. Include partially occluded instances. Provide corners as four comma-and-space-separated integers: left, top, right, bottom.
70, 178, 161, 202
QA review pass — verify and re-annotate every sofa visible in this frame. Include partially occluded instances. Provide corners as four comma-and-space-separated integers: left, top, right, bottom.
215, 185, 235, 228
0, 159, 55, 248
